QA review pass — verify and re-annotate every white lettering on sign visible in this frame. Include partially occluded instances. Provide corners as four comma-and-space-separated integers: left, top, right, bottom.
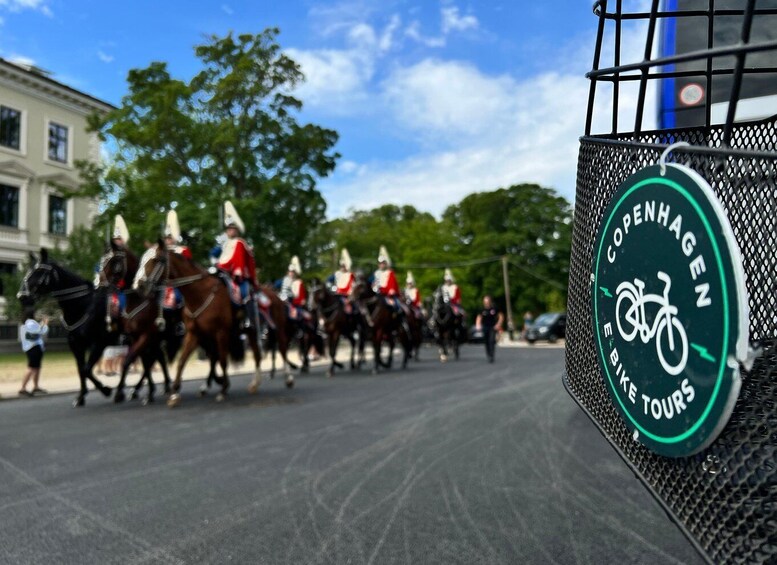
639, 378, 696, 420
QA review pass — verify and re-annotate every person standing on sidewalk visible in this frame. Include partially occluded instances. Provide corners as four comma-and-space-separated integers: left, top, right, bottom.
18, 307, 49, 397
475, 296, 504, 363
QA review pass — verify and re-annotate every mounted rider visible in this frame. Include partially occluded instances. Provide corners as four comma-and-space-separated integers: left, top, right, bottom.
162, 209, 191, 311
332, 248, 355, 314
101, 215, 130, 320
373, 246, 402, 312
216, 201, 259, 328
404, 271, 423, 319
280, 256, 307, 321
442, 268, 465, 318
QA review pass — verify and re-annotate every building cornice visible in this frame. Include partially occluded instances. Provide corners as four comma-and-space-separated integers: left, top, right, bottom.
0, 58, 116, 116
0, 160, 36, 179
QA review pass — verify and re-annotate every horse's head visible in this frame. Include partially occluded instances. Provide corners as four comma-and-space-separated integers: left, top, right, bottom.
133, 241, 167, 297
308, 277, 326, 310
98, 239, 136, 288
349, 276, 373, 302
17, 249, 59, 302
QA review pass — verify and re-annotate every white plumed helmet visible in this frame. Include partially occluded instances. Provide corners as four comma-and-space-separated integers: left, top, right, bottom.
223, 201, 245, 233
288, 255, 302, 275
113, 215, 130, 243
406, 271, 415, 285
339, 248, 352, 271
377, 245, 391, 266
164, 209, 181, 243
444, 268, 455, 282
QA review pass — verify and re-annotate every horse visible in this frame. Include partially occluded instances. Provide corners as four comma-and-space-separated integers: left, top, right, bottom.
350, 278, 415, 373
431, 286, 466, 362
17, 249, 113, 407
308, 278, 366, 377
134, 240, 263, 406
98, 240, 182, 404
260, 284, 322, 382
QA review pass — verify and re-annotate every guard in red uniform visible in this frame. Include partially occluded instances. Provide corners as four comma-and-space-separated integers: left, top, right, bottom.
280, 256, 306, 320
217, 201, 258, 327
373, 246, 401, 311
404, 271, 422, 319
442, 268, 464, 318
163, 209, 191, 310
333, 248, 355, 314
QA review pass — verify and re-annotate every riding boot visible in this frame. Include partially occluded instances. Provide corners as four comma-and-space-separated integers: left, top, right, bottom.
244, 299, 257, 329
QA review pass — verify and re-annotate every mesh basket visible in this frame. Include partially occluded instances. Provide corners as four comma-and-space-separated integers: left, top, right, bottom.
565, 2, 777, 563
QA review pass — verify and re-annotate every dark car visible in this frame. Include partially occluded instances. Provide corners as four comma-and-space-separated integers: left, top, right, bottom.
468, 326, 484, 344
525, 312, 566, 344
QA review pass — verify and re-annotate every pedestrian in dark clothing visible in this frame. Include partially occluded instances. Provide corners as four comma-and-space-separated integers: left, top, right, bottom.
475, 296, 504, 363
19, 306, 49, 397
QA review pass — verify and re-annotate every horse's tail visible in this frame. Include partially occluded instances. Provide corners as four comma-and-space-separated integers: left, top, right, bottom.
229, 327, 246, 362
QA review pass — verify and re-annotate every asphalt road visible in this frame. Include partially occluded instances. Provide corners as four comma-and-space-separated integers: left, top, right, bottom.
0, 345, 703, 565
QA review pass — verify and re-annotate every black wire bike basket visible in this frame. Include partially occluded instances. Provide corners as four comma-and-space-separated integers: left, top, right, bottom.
564, 1, 777, 563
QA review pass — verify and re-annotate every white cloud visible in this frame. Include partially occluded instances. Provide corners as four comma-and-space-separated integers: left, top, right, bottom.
287, 46, 373, 112
405, 21, 445, 48
321, 21, 657, 218
0, 0, 52, 16
221, 4, 233, 15
441, 6, 478, 34
7, 54, 36, 67
97, 50, 114, 63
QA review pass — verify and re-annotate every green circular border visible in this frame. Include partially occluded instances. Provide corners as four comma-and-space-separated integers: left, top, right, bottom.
593, 175, 730, 445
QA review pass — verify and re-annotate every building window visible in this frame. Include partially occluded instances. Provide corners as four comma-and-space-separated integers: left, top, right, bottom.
49, 194, 67, 235
0, 184, 19, 228
0, 106, 21, 150
48, 122, 69, 163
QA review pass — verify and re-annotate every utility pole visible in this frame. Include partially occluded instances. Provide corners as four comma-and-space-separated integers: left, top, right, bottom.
502, 255, 515, 340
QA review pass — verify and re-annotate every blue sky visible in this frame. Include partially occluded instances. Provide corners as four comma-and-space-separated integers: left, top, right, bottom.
0, 0, 654, 218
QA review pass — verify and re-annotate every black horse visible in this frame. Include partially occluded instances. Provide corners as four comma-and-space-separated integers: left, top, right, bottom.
351, 277, 417, 373
17, 249, 113, 407
308, 278, 366, 377
98, 240, 183, 404
431, 286, 466, 362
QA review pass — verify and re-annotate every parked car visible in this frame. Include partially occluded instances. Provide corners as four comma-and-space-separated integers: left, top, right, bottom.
525, 312, 566, 344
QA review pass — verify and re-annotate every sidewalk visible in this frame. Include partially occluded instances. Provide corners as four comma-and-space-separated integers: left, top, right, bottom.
0, 349, 332, 401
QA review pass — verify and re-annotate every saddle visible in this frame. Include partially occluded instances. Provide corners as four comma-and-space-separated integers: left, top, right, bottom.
213, 270, 243, 305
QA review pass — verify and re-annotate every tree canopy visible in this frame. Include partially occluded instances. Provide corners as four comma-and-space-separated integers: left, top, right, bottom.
77, 28, 339, 277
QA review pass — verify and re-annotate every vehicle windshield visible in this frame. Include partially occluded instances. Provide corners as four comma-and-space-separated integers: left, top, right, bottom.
533, 313, 559, 326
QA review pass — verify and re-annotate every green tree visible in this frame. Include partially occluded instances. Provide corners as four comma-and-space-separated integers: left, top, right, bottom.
443, 184, 573, 317
76, 28, 339, 278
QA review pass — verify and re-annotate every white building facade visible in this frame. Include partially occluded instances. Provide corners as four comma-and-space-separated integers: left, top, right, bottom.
0, 57, 113, 290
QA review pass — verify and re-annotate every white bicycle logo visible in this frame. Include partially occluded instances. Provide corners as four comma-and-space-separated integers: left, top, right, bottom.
615, 271, 689, 376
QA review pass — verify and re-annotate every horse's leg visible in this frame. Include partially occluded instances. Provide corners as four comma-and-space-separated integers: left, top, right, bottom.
439, 332, 448, 363
386, 334, 395, 369
215, 330, 230, 402
157, 347, 172, 395
372, 332, 382, 374
117, 334, 148, 403
71, 343, 89, 407
168, 332, 199, 407
247, 326, 263, 393
200, 357, 217, 397
138, 351, 156, 405
85, 344, 112, 397
327, 330, 340, 378
280, 327, 296, 388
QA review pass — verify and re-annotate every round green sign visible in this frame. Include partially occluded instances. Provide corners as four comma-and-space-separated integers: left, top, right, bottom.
592, 164, 748, 457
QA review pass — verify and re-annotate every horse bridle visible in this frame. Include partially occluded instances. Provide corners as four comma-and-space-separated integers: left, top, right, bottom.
18, 263, 91, 302
141, 247, 216, 319
308, 282, 342, 324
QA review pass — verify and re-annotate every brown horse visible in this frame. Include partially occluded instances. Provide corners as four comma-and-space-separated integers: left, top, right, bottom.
98, 240, 181, 404
351, 278, 416, 373
308, 278, 366, 377
134, 241, 263, 406
258, 284, 323, 385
